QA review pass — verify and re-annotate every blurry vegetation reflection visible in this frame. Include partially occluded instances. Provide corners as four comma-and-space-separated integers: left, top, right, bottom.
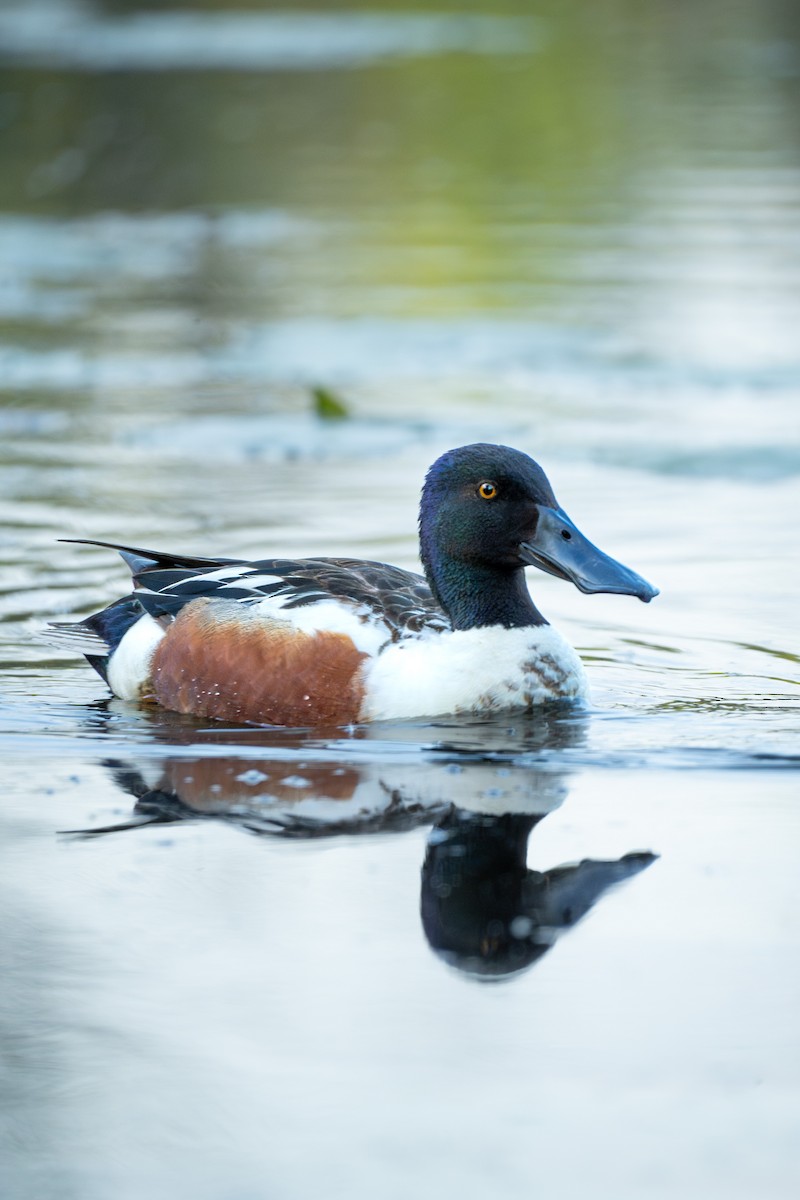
5, 1, 800, 229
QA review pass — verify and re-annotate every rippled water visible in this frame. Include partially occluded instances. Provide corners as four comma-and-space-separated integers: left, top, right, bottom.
1, 2, 800, 1198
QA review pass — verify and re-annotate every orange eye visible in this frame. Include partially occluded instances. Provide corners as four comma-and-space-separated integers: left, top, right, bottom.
478, 481, 498, 500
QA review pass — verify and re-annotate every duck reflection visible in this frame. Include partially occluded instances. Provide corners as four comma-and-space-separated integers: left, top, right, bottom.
75, 709, 656, 981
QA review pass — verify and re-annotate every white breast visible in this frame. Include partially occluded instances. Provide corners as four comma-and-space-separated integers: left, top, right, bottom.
358, 624, 586, 721
107, 613, 166, 700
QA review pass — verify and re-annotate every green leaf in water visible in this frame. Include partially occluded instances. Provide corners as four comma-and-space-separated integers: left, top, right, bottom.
312, 386, 349, 421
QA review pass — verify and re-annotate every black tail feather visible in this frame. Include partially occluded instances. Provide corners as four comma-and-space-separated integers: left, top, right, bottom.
58, 538, 243, 574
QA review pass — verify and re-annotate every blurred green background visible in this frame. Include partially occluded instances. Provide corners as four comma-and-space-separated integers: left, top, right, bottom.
3, 0, 800, 349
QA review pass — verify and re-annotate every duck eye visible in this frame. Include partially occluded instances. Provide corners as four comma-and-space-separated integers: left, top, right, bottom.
478, 481, 498, 500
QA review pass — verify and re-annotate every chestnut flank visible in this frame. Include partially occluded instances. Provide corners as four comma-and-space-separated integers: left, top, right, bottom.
148, 599, 367, 726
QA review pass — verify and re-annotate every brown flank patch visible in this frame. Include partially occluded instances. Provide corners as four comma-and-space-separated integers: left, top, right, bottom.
156, 758, 361, 811
148, 598, 367, 726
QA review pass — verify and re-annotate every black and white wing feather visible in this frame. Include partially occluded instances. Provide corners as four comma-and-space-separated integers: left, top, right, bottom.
56, 539, 450, 644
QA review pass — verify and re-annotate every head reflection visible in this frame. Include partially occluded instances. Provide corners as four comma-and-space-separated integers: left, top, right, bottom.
421, 799, 655, 981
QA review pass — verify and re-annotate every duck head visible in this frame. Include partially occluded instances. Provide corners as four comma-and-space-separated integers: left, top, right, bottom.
419, 443, 658, 630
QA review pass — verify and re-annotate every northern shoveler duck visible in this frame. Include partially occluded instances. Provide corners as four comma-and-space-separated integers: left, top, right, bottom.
49, 443, 658, 725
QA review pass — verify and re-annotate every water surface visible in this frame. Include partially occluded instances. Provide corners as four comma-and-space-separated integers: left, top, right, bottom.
1, 2, 799, 1198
